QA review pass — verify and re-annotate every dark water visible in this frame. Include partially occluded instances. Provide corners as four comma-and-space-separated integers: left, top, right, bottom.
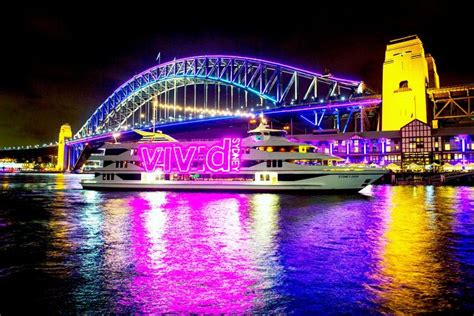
0, 174, 473, 314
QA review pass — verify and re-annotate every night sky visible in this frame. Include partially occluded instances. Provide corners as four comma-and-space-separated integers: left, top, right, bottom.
0, 3, 472, 146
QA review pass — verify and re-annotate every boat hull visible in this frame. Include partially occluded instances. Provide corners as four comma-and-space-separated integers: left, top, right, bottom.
81, 172, 386, 192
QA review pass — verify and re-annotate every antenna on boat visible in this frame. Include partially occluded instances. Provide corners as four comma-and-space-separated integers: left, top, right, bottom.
112, 132, 120, 144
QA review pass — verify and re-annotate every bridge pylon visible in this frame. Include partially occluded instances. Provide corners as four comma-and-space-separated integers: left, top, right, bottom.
382, 35, 439, 131
56, 124, 72, 172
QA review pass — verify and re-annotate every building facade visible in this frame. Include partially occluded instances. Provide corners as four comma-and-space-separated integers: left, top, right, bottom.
295, 119, 474, 171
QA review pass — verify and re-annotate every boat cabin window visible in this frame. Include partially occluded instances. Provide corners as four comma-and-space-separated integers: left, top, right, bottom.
290, 159, 330, 166
91, 148, 105, 156
105, 148, 128, 156
256, 172, 278, 183
265, 160, 283, 168
102, 173, 115, 180
269, 131, 286, 137
115, 161, 128, 168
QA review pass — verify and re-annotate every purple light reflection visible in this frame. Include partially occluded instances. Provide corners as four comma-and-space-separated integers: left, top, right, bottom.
119, 192, 262, 313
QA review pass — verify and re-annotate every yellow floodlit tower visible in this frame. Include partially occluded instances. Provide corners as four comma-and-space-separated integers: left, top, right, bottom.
382, 35, 439, 131
56, 124, 72, 171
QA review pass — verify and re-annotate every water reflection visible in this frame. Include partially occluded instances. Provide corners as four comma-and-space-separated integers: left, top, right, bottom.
118, 192, 262, 313
43, 174, 74, 279
248, 194, 284, 310
371, 186, 463, 313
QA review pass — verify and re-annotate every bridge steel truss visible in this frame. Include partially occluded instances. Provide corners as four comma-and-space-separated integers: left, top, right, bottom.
428, 84, 474, 123
295, 99, 381, 133
74, 55, 366, 139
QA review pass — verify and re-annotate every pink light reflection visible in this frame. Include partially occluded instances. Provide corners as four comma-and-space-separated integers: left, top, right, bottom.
120, 192, 261, 313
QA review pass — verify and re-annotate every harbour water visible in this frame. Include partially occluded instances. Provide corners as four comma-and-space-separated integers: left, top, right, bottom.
0, 174, 473, 313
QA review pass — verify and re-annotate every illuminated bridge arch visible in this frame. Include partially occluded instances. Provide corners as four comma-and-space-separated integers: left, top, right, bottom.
75, 55, 364, 138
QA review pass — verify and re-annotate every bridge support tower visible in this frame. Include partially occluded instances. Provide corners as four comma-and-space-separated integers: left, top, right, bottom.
56, 124, 72, 172
382, 35, 439, 131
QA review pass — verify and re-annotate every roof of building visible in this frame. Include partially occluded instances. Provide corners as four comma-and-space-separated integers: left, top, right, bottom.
389, 34, 419, 44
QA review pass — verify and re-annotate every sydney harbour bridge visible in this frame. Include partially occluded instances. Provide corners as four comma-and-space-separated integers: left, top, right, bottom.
71, 55, 378, 138
66, 55, 383, 169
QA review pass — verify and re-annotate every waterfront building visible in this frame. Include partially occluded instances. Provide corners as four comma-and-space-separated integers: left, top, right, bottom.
295, 119, 473, 172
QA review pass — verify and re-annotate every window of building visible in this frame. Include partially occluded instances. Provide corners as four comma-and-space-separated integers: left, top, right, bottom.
444, 143, 451, 151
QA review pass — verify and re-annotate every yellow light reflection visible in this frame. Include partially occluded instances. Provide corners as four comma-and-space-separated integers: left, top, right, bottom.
374, 186, 459, 313
47, 175, 74, 249
249, 194, 282, 278
251, 194, 280, 248
54, 173, 66, 190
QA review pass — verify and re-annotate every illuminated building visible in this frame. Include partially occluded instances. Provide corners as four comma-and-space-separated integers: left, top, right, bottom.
0, 158, 23, 172
295, 119, 473, 171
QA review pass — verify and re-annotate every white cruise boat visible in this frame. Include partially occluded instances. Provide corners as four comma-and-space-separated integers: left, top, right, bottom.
80, 123, 387, 192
